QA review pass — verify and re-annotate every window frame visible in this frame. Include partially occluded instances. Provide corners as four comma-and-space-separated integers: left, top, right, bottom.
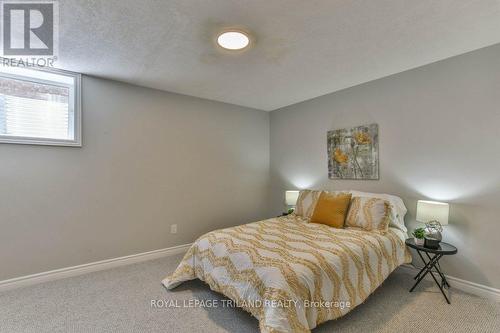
0, 67, 82, 147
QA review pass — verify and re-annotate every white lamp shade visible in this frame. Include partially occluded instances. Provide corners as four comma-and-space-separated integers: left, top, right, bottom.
416, 200, 449, 225
285, 191, 300, 206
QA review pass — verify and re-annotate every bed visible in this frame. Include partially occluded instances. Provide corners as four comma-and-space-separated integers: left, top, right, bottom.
163, 191, 412, 333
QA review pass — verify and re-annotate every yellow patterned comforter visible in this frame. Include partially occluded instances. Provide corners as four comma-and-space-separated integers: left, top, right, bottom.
163, 215, 411, 333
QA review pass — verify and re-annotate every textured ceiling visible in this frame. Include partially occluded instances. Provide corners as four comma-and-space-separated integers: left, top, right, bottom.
58, 0, 500, 111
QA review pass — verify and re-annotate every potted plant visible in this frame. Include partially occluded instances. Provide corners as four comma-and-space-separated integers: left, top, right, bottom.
412, 228, 426, 246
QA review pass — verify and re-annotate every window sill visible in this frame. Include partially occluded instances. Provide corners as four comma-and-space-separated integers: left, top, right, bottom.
0, 137, 82, 147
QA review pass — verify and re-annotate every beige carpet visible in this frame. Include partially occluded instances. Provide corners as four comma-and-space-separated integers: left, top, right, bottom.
1, 253, 499, 333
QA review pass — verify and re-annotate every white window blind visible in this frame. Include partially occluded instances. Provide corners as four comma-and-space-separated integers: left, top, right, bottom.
0, 67, 81, 146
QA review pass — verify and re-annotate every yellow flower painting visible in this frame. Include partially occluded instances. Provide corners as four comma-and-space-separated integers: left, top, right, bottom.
327, 124, 379, 180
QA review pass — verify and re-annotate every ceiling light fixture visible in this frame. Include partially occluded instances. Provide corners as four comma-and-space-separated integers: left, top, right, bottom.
217, 31, 250, 50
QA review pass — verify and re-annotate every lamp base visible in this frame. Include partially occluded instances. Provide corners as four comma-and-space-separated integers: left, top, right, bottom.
424, 237, 440, 249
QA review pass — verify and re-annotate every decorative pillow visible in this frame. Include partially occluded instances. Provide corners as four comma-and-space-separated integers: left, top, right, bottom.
310, 192, 352, 228
345, 197, 390, 233
349, 190, 407, 232
294, 190, 322, 218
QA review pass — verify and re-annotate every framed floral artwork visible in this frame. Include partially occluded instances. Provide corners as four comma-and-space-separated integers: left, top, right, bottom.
327, 124, 379, 180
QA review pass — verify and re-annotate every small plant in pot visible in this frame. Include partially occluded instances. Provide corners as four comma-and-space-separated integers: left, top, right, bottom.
412, 228, 426, 246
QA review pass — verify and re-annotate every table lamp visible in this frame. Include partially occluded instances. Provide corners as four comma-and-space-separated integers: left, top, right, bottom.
285, 191, 300, 214
416, 200, 449, 248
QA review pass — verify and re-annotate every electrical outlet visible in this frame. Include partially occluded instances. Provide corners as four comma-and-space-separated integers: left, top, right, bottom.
170, 224, 178, 234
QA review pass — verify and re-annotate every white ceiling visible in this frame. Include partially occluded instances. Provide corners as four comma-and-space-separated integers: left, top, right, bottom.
59, 0, 500, 111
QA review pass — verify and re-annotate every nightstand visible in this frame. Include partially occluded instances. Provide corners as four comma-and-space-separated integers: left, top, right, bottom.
405, 238, 458, 304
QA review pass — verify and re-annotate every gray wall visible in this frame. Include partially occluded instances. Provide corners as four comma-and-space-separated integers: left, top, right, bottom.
270, 44, 500, 289
0, 76, 270, 281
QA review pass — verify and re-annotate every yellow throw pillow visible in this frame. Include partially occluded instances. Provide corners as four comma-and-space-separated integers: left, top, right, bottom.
310, 192, 352, 228
345, 197, 390, 233
295, 190, 323, 218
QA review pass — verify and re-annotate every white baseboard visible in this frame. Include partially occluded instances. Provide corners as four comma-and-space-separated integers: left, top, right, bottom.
400, 264, 500, 302
0, 243, 192, 293
2, 246, 498, 303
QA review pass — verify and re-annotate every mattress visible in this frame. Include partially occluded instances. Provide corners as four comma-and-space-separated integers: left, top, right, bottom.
163, 215, 411, 333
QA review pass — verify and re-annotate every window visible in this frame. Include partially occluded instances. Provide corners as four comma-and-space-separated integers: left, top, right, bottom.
0, 66, 81, 146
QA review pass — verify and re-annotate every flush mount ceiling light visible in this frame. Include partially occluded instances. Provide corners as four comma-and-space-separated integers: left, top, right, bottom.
217, 31, 250, 50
